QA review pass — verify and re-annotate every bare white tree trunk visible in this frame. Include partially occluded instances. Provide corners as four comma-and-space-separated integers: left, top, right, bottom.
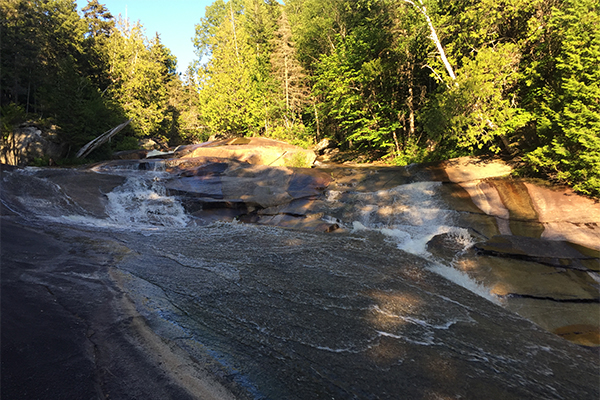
284, 55, 290, 112
230, 2, 239, 60
401, 0, 457, 84
76, 118, 133, 158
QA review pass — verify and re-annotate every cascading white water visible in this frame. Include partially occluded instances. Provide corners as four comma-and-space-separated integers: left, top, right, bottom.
2, 168, 189, 230
329, 181, 498, 303
105, 176, 189, 228
347, 182, 460, 252
91, 159, 169, 174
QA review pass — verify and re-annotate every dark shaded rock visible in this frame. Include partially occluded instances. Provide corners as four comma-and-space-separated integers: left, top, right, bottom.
161, 162, 333, 231
426, 231, 484, 262
287, 168, 332, 199
112, 149, 149, 160
176, 161, 230, 177
475, 235, 600, 271
166, 176, 224, 199
45, 171, 127, 218
1, 220, 210, 400
190, 207, 248, 225
1, 168, 126, 218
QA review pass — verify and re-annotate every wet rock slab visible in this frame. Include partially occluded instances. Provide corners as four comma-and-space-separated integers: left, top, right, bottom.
3, 156, 600, 398
114, 224, 600, 399
163, 162, 335, 231
475, 234, 600, 270
1, 220, 228, 400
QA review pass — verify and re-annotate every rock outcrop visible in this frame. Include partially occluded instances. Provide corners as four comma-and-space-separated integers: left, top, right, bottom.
1, 124, 66, 166
88, 144, 600, 347
177, 137, 317, 167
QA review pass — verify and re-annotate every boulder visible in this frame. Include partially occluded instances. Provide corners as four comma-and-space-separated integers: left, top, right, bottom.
138, 138, 158, 150
112, 149, 149, 160
443, 156, 512, 183
180, 137, 317, 167
161, 161, 334, 231
426, 231, 485, 262
1, 124, 66, 166
475, 235, 600, 271
314, 138, 334, 155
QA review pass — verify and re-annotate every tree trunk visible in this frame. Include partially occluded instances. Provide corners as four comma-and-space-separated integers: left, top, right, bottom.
402, 0, 457, 83
408, 86, 415, 140
284, 54, 290, 112
230, 3, 239, 60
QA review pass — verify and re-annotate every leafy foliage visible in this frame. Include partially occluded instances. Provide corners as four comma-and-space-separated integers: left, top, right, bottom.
1, 0, 598, 196
521, 0, 600, 196
423, 44, 532, 154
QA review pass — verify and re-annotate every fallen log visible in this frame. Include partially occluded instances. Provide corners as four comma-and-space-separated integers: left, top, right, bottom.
76, 118, 133, 158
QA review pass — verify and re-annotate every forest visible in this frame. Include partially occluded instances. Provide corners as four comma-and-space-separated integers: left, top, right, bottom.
1, 0, 599, 197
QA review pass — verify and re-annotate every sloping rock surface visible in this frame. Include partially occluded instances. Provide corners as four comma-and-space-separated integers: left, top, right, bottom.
177, 137, 317, 167
64, 148, 600, 347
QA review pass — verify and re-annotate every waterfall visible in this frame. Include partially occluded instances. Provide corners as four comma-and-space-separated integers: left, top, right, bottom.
327, 181, 497, 303
105, 177, 189, 228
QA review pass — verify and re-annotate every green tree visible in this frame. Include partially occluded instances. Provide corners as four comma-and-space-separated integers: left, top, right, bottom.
193, 0, 244, 60
418, 0, 547, 157
522, 0, 600, 196
105, 19, 171, 139
271, 8, 310, 133
422, 43, 532, 154
195, 1, 264, 137
81, 0, 115, 92
1, 0, 119, 155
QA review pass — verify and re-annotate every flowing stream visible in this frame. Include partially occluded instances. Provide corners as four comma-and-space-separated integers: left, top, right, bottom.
1, 165, 598, 399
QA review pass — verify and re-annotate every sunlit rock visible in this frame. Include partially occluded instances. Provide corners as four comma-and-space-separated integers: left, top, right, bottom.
525, 182, 600, 250
179, 137, 317, 167
442, 156, 512, 183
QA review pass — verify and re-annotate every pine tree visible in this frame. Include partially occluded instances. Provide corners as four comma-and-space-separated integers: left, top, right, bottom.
105, 18, 170, 138
81, 0, 115, 92
271, 9, 309, 129
196, 3, 264, 137
522, 0, 600, 196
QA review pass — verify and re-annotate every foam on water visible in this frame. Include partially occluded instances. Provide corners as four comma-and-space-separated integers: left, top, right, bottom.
5, 169, 190, 230
347, 181, 472, 255
344, 181, 497, 303
428, 262, 500, 304
105, 176, 189, 228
